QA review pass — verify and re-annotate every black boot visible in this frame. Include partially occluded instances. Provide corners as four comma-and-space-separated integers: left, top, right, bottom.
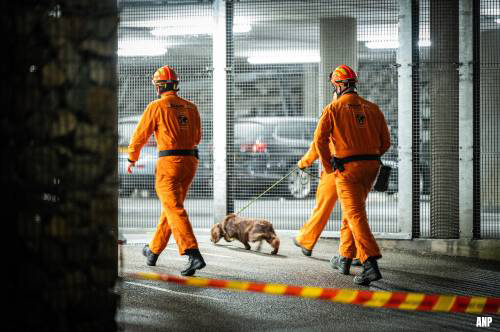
330, 256, 352, 275
181, 249, 206, 276
293, 238, 312, 257
353, 257, 382, 286
142, 245, 159, 266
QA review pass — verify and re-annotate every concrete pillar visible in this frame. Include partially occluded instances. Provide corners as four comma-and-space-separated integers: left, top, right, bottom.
213, 0, 228, 223
397, 0, 414, 238
319, 17, 357, 111
213, 0, 235, 221
480, 29, 500, 213
458, 0, 474, 239
429, 0, 459, 238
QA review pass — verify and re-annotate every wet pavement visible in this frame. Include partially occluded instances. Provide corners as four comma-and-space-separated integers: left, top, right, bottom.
116, 231, 500, 331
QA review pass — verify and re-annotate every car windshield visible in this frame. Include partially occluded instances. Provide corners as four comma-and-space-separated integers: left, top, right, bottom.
276, 120, 316, 140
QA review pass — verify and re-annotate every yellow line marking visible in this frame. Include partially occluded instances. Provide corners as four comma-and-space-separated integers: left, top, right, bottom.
465, 297, 487, 313
300, 287, 324, 299
432, 295, 456, 312
264, 284, 288, 295
333, 289, 358, 303
363, 291, 393, 307
399, 293, 425, 310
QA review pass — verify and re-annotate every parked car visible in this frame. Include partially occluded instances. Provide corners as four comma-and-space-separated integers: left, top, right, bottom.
233, 116, 320, 199
233, 116, 430, 198
118, 116, 212, 197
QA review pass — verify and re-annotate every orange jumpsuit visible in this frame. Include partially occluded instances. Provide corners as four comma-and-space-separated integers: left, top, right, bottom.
314, 93, 391, 263
295, 142, 342, 252
128, 90, 201, 256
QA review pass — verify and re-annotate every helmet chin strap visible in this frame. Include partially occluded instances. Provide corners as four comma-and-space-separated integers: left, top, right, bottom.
334, 84, 357, 98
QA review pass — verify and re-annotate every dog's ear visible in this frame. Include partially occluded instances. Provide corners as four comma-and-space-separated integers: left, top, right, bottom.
211, 223, 222, 243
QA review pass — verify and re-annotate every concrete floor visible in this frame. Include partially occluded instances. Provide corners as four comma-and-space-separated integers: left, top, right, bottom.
117, 231, 500, 331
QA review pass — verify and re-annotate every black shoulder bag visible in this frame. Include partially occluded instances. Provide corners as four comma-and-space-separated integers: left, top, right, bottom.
373, 162, 392, 192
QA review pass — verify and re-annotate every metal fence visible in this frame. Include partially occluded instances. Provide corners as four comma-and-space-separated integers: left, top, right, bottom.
417, 0, 460, 238
228, 0, 399, 235
117, 0, 499, 240
480, 0, 500, 238
118, 1, 214, 228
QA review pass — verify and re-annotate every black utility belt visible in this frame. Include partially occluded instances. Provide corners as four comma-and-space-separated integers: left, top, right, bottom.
331, 154, 380, 172
158, 149, 199, 159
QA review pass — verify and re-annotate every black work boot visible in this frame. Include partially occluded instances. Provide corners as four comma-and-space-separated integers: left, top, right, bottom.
142, 245, 159, 266
330, 256, 353, 275
293, 238, 312, 257
353, 257, 382, 286
181, 249, 206, 276
352, 258, 362, 266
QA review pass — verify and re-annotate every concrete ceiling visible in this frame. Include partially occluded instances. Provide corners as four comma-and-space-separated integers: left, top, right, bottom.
118, 0, 401, 61
117, 0, 499, 63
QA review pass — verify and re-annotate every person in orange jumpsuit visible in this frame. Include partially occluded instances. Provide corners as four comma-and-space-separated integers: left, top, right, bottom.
314, 65, 391, 286
293, 105, 362, 266
293, 140, 363, 263
293, 142, 338, 257
127, 65, 206, 276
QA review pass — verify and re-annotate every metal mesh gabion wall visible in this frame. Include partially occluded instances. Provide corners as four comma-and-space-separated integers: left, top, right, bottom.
228, 0, 399, 233
118, 1, 214, 229
7, 1, 119, 330
480, 0, 500, 238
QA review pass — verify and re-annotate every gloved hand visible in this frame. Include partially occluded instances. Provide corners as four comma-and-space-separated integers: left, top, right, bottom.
297, 160, 307, 170
127, 159, 136, 174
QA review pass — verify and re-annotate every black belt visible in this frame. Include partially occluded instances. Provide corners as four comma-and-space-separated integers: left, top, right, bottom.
332, 154, 380, 172
158, 149, 199, 159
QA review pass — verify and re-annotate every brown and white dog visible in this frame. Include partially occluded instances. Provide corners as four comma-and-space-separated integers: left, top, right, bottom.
210, 213, 280, 255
